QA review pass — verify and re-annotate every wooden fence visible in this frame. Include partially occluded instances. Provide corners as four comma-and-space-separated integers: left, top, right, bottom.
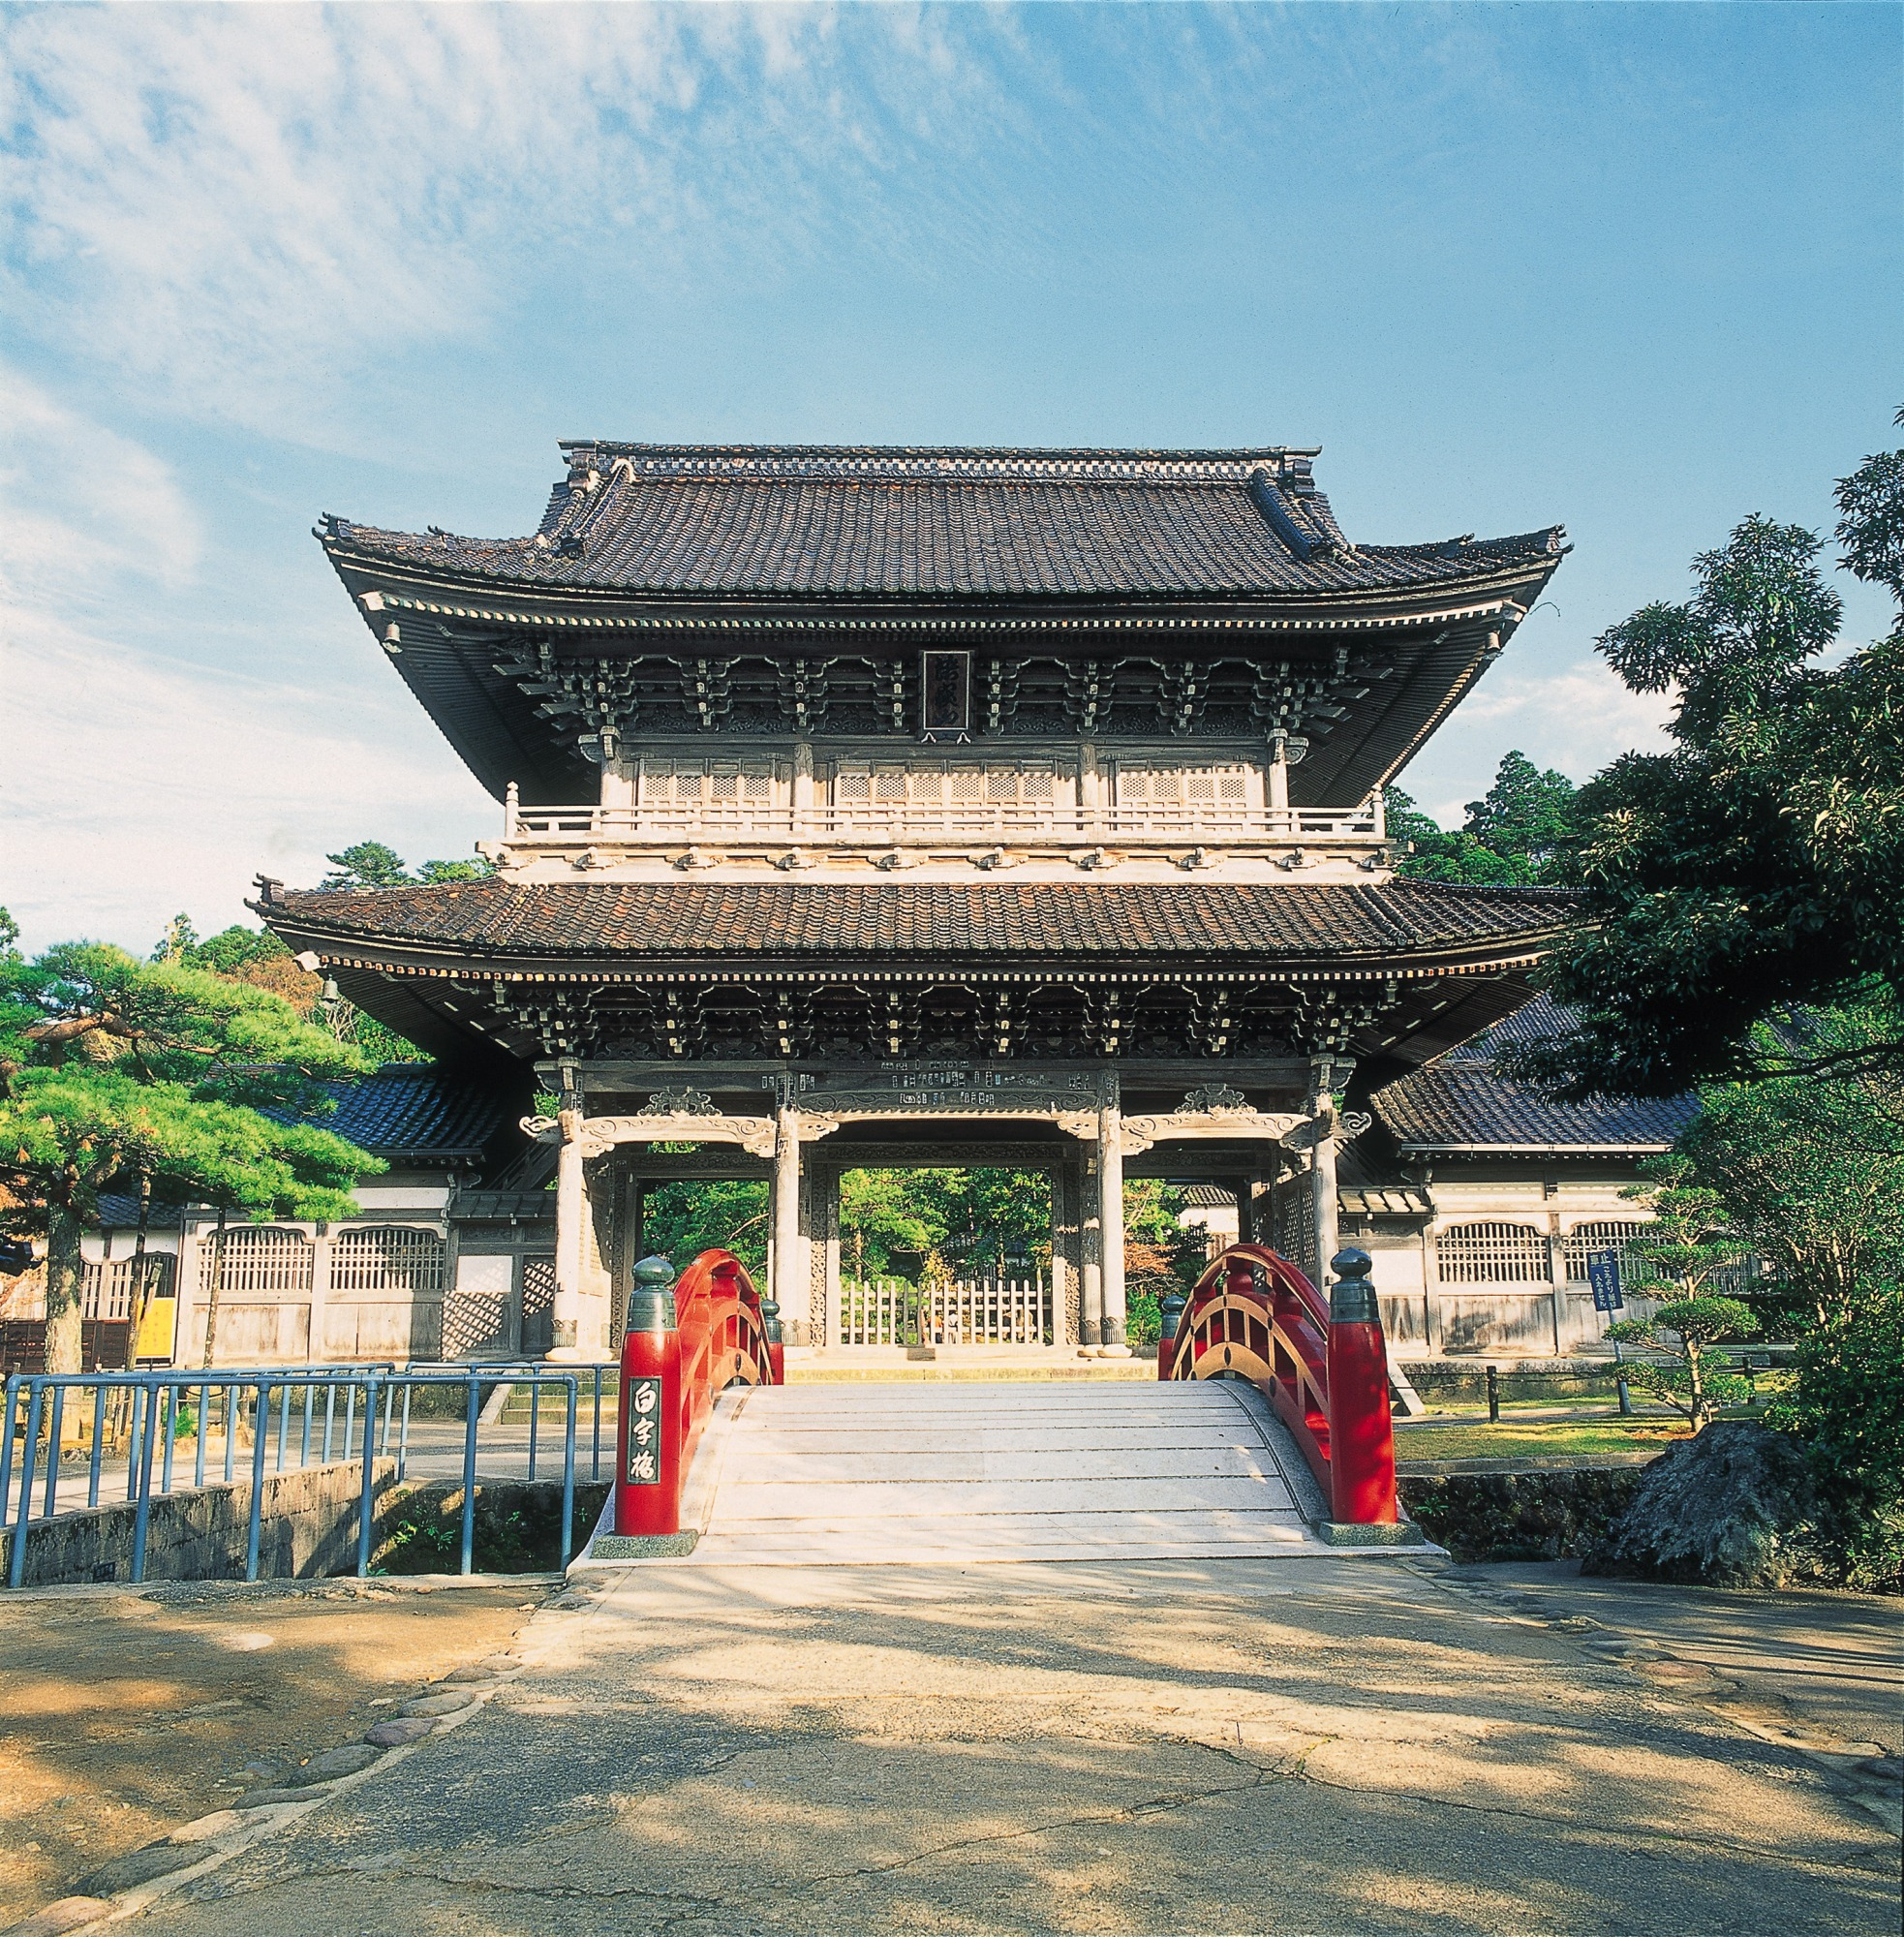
839, 1275, 1051, 1348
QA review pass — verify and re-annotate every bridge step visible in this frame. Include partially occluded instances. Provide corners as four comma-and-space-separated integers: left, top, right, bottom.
783, 1347, 1155, 1384
690, 1381, 1335, 1564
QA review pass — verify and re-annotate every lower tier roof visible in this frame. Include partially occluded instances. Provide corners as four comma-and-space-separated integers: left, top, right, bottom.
263, 877, 1571, 969
261, 877, 1573, 1074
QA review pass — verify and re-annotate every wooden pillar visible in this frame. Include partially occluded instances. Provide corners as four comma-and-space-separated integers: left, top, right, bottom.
1548, 1226, 1568, 1357
1311, 1129, 1340, 1292
548, 1104, 588, 1360
1308, 1056, 1349, 1293
1080, 1158, 1104, 1348
792, 738, 814, 834
1098, 1074, 1128, 1354
773, 1105, 804, 1341
1268, 735, 1291, 815
816, 1161, 841, 1351
307, 1224, 331, 1366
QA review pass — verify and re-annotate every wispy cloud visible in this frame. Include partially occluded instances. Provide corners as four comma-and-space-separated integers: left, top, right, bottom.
0, 371, 482, 950
0, 367, 202, 591
1408, 656, 1675, 824
2, 602, 491, 952
0, 3, 1012, 435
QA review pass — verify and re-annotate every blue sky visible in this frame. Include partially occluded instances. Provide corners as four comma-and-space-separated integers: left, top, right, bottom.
2, 1, 1897, 951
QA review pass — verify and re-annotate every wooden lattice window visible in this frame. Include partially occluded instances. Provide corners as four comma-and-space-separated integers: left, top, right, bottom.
1112, 764, 1251, 809
204, 1227, 313, 1294
81, 1255, 174, 1320
1435, 1221, 1551, 1285
1274, 1184, 1317, 1280
831, 762, 1056, 809
329, 1225, 447, 1297
1563, 1220, 1656, 1288
639, 759, 773, 807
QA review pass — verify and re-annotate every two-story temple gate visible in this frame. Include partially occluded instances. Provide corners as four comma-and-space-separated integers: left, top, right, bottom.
265, 439, 1568, 1363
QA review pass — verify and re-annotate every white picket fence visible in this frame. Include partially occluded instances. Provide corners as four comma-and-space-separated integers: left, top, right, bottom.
840, 1275, 1052, 1348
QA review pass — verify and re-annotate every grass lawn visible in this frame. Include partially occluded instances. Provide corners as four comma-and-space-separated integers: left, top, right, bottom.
1393, 1416, 1692, 1462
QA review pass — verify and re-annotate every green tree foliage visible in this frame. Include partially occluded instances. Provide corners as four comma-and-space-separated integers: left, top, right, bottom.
1603, 1160, 1757, 1433
322, 841, 495, 889
1665, 1003, 1904, 1583
1507, 415, 1904, 1100
1767, 1288, 1904, 1591
838, 1168, 1057, 1276
149, 916, 428, 1067
1388, 751, 1580, 886
0, 944, 380, 1369
1462, 752, 1581, 872
0, 907, 18, 960
639, 1179, 769, 1278
1677, 1003, 1904, 1332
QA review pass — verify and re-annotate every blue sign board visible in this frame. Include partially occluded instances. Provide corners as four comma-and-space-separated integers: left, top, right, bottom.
1586, 1249, 1625, 1313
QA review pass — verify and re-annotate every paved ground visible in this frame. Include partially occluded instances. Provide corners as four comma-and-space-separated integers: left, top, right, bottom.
686, 1381, 1331, 1563
69, 1553, 1898, 1937
0, 1576, 540, 1928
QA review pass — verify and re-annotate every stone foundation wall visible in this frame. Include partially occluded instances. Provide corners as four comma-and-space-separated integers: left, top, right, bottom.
0, 1459, 403, 1589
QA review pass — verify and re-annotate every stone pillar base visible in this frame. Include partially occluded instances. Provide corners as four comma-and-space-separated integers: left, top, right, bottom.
1317, 1520, 1428, 1549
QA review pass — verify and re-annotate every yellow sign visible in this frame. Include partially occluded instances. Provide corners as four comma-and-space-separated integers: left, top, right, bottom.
134, 1292, 177, 1362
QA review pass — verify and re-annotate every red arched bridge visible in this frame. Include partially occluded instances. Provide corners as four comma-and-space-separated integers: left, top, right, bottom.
599, 1243, 1415, 1564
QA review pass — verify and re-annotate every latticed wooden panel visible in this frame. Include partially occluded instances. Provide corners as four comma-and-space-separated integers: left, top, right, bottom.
1112, 763, 1251, 808
442, 1292, 508, 1360
80, 1255, 174, 1320
830, 760, 1057, 807
1272, 1184, 1317, 1282
329, 1225, 447, 1296
1562, 1220, 1656, 1287
638, 759, 775, 805
520, 1255, 556, 1357
202, 1227, 313, 1295
1435, 1222, 1551, 1285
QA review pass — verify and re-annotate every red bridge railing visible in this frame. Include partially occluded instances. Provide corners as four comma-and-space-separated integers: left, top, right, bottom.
615, 1249, 783, 1539
1159, 1242, 1397, 1527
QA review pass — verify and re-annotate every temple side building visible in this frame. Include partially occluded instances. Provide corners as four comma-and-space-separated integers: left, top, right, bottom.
232, 441, 1579, 1365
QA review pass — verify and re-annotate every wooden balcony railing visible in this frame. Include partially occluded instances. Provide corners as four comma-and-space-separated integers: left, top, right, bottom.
503, 795, 1385, 846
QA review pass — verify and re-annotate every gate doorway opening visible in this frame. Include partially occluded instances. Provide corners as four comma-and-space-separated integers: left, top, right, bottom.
837, 1166, 1053, 1347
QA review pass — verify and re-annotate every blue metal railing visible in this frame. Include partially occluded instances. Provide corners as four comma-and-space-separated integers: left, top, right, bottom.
1, 1362, 619, 1589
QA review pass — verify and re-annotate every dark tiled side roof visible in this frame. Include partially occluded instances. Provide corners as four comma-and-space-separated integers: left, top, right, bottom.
1439, 991, 1578, 1061
264, 879, 1575, 968
1376, 987, 1699, 1152
95, 1196, 186, 1230
1375, 1063, 1697, 1152
272, 1065, 514, 1159
322, 442, 1563, 601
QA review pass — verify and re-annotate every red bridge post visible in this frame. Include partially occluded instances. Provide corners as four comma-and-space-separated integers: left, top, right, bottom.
1154, 1239, 1410, 1537
616, 1255, 684, 1537
1324, 1246, 1398, 1526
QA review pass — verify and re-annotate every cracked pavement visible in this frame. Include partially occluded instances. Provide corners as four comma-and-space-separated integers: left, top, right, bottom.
116, 1556, 1900, 1935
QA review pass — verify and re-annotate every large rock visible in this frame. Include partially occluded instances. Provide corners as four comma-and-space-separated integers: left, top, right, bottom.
1582, 1421, 1824, 1587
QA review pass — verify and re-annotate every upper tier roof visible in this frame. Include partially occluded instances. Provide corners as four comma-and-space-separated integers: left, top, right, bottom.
322, 443, 1564, 602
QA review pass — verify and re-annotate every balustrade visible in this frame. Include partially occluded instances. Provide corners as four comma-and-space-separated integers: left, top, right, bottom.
505, 800, 1384, 846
